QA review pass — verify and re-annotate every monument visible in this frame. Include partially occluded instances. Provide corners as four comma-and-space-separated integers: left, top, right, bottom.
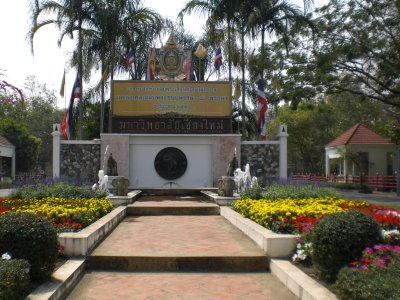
53, 37, 287, 186
100, 32, 241, 189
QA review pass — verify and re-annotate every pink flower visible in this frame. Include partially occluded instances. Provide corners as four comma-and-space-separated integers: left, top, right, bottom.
360, 264, 369, 270
364, 247, 374, 254
375, 259, 386, 269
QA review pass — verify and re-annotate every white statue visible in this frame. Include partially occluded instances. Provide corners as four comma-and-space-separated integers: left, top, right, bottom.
234, 163, 258, 192
97, 169, 108, 192
243, 163, 252, 189
251, 176, 258, 188
234, 167, 245, 192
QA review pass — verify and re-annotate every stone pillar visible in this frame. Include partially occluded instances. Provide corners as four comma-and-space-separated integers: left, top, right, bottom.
52, 124, 62, 178
278, 125, 288, 179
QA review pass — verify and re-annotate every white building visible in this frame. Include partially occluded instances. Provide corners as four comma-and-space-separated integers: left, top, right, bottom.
0, 135, 15, 181
325, 123, 397, 176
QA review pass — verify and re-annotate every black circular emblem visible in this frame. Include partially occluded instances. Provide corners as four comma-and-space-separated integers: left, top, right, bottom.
154, 147, 187, 180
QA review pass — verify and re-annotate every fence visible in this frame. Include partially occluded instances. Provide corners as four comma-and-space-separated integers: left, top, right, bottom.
291, 174, 397, 190
15, 171, 46, 183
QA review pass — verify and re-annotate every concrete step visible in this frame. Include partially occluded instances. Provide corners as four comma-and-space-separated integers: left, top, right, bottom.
127, 204, 220, 215
86, 255, 269, 272
88, 215, 268, 272
127, 195, 220, 215
67, 271, 297, 300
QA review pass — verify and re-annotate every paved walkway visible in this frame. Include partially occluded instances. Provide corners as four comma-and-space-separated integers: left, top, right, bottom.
67, 195, 297, 300
0, 189, 12, 198
338, 190, 400, 203
68, 271, 291, 300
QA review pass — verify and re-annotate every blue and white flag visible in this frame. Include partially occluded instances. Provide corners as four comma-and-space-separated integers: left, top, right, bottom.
61, 74, 80, 140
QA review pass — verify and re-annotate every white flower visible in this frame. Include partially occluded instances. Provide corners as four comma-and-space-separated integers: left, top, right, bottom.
383, 229, 400, 237
304, 242, 312, 249
297, 250, 306, 260
2, 252, 11, 260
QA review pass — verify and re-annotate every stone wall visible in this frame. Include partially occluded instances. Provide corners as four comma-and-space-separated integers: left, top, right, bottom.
241, 142, 279, 181
56, 139, 282, 185
60, 143, 101, 181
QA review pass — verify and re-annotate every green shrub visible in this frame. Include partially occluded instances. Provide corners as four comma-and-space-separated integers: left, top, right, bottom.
0, 212, 59, 281
311, 210, 383, 282
262, 183, 338, 200
334, 182, 359, 190
0, 258, 31, 300
9, 182, 107, 200
335, 262, 400, 300
358, 183, 373, 194
239, 182, 263, 200
0, 178, 12, 189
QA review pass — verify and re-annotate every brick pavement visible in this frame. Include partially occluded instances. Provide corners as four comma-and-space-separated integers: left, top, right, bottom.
67, 271, 295, 300
66, 195, 297, 299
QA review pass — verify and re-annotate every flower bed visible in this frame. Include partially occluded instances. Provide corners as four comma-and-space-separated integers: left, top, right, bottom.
232, 194, 400, 299
0, 196, 113, 232
233, 197, 369, 234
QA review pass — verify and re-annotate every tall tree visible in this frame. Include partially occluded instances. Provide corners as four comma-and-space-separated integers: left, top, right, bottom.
77, 0, 164, 134
267, 95, 396, 174
1, 76, 64, 173
247, 0, 308, 79
29, 0, 94, 139
313, 0, 400, 109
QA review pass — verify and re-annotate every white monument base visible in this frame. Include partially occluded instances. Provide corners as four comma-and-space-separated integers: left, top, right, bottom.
100, 134, 241, 189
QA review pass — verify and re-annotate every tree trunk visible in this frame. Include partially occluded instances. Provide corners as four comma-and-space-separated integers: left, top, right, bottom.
227, 18, 232, 82
397, 146, 400, 196
241, 25, 246, 139
100, 63, 105, 135
108, 44, 116, 133
78, 13, 83, 140
261, 25, 265, 80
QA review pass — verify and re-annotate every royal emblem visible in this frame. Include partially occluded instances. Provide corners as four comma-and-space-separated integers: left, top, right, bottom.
159, 32, 184, 79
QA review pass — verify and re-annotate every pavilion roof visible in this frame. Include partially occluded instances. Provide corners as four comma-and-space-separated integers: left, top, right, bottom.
326, 123, 394, 147
0, 135, 13, 146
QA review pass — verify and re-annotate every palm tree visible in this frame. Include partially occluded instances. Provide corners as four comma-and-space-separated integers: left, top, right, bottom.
247, 0, 311, 80
28, 0, 95, 139
180, 0, 315, 140
234, 0, 313, 139
179, 0, 240, 82
77, 0, 164, 134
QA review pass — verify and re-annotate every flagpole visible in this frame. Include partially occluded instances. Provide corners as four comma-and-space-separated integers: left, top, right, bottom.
199, 57, 202, 81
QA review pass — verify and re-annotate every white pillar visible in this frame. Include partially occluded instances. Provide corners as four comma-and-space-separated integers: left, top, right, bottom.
278, 124, 288, 179
11, 148, 15, 179
52, 124, 62, 178
325, 150, 330, 177
397, 146, 400, 196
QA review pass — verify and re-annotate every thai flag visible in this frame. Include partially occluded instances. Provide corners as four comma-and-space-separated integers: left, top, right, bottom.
125, 50, 134, 68
61, 74, 80, 140
214, 47, 222, 71
146, 47, 156, 80
257, 78, 268, 138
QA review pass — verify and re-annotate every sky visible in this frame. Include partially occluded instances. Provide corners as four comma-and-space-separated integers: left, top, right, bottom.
0, 0, 201, 108
0, 0, 326, 109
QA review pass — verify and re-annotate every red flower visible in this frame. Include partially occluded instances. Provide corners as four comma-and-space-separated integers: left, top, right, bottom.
361, 258, 372, 265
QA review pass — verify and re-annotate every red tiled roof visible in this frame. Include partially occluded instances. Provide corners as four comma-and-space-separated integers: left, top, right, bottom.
0, 135, 13, 146
326, 123, 393, 147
